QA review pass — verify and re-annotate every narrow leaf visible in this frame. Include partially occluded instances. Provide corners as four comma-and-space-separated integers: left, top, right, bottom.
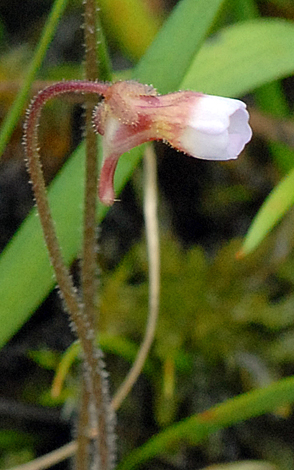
239, 169, 294, 257
134, 0, 224, 93
182, 19, 294, 97
117, 376, 294, 470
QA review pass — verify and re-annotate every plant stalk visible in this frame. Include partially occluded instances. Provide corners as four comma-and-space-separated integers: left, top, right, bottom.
82, 0, 116, 468
24, 79, 113, 470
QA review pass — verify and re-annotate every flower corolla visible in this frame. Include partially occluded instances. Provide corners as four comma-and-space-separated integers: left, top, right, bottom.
93, 81, 252, 206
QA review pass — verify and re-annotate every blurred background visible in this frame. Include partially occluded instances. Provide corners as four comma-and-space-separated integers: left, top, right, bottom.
1, 1, 294, 469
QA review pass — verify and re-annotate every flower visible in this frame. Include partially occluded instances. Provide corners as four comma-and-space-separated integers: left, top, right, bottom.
93, 80, 252, 206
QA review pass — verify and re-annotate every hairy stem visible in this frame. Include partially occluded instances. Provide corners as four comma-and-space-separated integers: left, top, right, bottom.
83, 0, 99, 330
82, 0, 101, 463
23, 83, 108, 320
24, 79, 113, 470
83, 1, 116, 469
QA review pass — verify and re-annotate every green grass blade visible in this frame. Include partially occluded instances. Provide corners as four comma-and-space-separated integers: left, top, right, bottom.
239, 169, 294, 257
0, 145, 85, 345
117, 376, 294, 470
0, 0, 69, 158
134, 0, 224, 93
182, 19, 294, 97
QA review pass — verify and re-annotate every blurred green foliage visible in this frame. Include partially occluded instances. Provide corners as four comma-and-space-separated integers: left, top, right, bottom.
0, 431, 35, 469
2, 0, 294, 467
99, 235, 294, 419
26, 232, 294, 468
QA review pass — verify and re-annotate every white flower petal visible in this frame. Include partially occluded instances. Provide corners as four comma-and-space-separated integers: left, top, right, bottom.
181, 127, 232, 160
180, 94, 252, 160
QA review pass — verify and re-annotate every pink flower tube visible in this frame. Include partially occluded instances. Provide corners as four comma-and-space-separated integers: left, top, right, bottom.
93, 81, 252, 206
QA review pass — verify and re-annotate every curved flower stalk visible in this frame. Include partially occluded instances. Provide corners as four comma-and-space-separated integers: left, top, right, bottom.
24, 79, 111, 470
22, 77, 252, 470
93, 80, 252, 206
